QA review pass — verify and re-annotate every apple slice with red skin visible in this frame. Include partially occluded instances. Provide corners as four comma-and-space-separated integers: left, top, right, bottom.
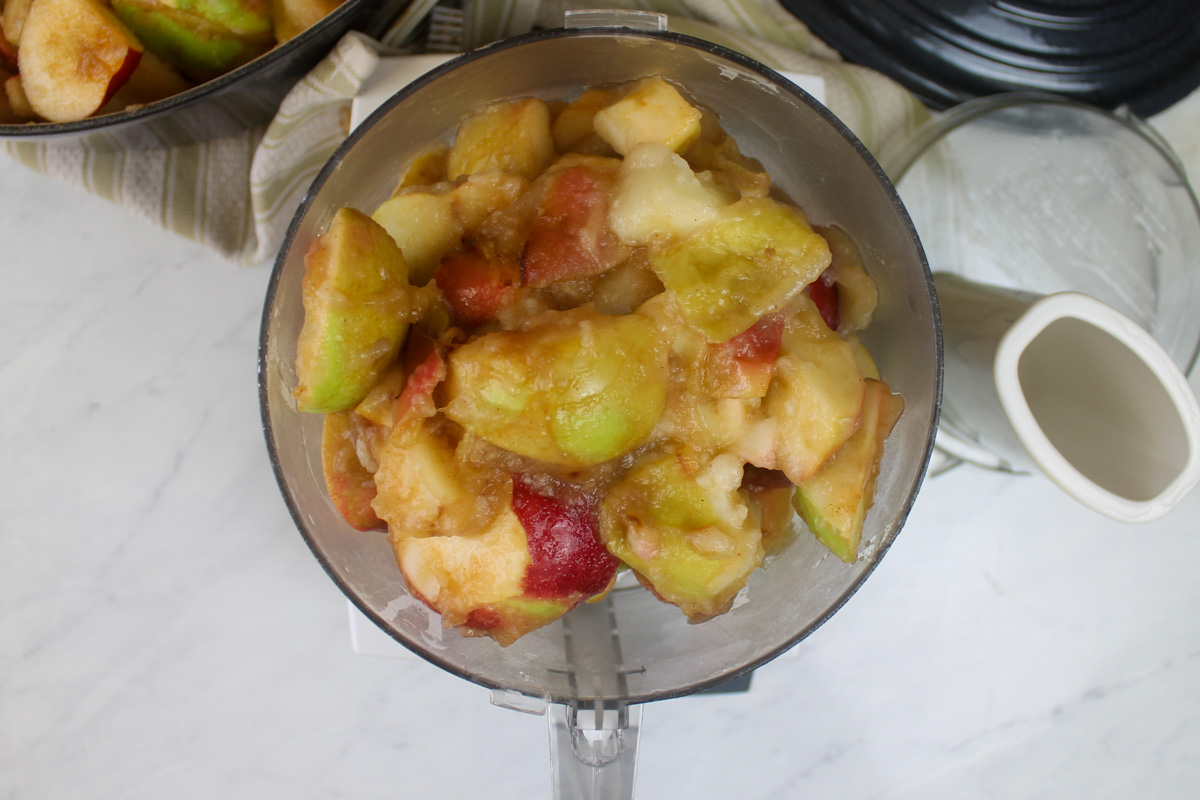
391, 329, 445, 431
510, 475, 618, 599
806, 266, 840, 332
433, 250, 520, 327
702, 310, 785, 398
0, 36, 18, 74
393, 474, 618, 645
521, 163, 627, 288
320, 410, 385, 532
19, 0, 144, 123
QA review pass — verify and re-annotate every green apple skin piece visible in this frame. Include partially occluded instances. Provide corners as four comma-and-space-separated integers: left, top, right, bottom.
756, 297, 866, 483
794, 379, 903, 563
648, 196, 831, 343
111, 0, 272, 80
600, 450, 763, 621
293, 206, 413, 414
444, 308, 670, 467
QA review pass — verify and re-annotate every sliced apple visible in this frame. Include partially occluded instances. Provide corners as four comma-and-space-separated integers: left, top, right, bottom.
293, 207, 414, 413
446, 97, 556, 182
743, 297, 866, 483
111, 0, 272, 81
19, 0, 144, 123
271, 0, 343, 43
649, 196, 832, 343
794, 379, 903, 562
321, 410, 384, 532
607, 141, 730, 249
521, 161, 628, 288
3, 73, 35, 119
434, 250, 521, 327
551, 87, 616, 153
701, 311, 786, 398
592, 75, 702, 156
444, 308, 670, 467
815, 224, 878, 333
372, 171, 526, 286
394, 475, 617, 646
2, 0, 33, 50
600, 450, 763, 621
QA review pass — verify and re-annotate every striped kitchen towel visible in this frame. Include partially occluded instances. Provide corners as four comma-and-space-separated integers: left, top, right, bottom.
2, 0, 929, 266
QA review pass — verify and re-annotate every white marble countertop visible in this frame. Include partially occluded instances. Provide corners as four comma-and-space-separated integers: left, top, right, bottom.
4, 124, 1200, 799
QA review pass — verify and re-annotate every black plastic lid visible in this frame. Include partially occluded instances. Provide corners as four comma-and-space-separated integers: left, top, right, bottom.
781, 0, 1200, 116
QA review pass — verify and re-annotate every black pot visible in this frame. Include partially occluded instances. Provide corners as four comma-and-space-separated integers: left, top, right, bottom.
0, 0, 413, 146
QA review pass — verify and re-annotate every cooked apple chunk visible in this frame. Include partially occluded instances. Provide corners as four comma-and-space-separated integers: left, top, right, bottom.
19, 0, 145, 123
649, 196, 832, 343
794, 379, 903, 562
593, 75, 702, 156
293, 207, 414, 413
601, 450, 763, 621
444, 309, 670, 467
447, 97, 556, 182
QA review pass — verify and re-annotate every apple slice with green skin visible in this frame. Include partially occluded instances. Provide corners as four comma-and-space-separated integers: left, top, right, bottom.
293, 206, 414, 414
444, 308, 670, 467
600, 449, 763, 621
18, 0, 144, 123
739, 296, 866, 483
521, 161, 628, 288
111, 0, 272, 81
649, 196, 832, 343
794, 379, 903, 563
320, 410, 384, 532
393, 475, 618, 646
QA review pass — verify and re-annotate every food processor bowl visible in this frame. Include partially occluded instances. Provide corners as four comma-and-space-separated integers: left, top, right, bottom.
259, 23, 941, 798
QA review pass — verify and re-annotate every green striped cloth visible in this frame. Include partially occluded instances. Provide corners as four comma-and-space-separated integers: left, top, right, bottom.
1, 1, 927, 266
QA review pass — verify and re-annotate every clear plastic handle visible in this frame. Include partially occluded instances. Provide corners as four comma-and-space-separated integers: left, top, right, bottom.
549, 701, 642, 800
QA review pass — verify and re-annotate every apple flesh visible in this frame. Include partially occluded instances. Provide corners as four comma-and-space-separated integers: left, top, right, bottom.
392, 475, 617, 646
794, 379, 903, 562
446, 97, 556, 182
271, 0, 343, 42
18, 0, 144, 123
292, 207, 414, 414
444, 308, 670, 467
111, 0, 273, 81
601, 450, 763, 621
738, 297, 866, 483
648, 196, 832, 343
320, 410, 384, 532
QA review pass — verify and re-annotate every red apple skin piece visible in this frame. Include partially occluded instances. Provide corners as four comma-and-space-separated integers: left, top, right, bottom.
391, 329, 445, 431
807, 267, 840, 331
510, 475, 619, 599
0, 36, 18, 74
521, 164, 625, 288
321, 410, 385, 532
702, 311, 785, 397
433, 251, 520, 327
19, 0, 145, 123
